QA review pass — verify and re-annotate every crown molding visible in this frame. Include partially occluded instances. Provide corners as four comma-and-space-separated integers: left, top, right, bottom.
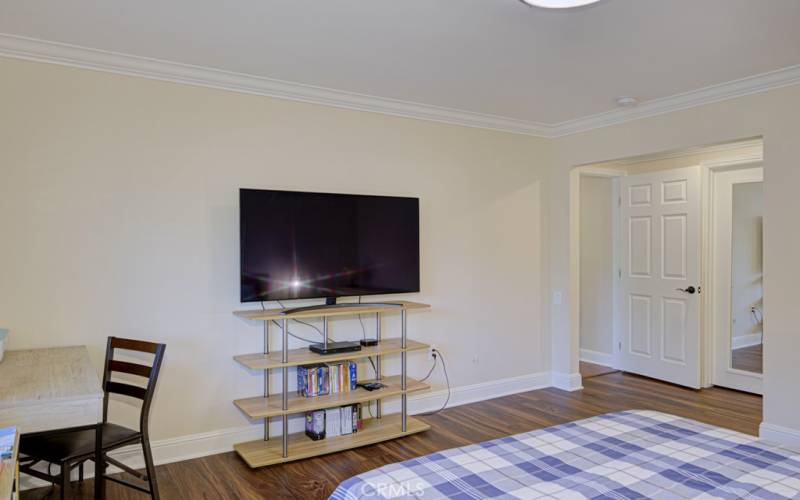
0, 33, 554, 138
613, 138, 763, 166
1, 33, 799, 139
550, 65, 800, 137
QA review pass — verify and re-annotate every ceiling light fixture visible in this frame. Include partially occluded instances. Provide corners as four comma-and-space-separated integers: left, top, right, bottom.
615, 96, 639, 108
520, 0, 601, 8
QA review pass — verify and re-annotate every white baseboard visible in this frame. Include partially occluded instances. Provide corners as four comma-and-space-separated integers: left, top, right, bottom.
579, 349, 615, 368
550, 372, 583, 392
20, 371, 551, 490
759, 422, 800, 447
732, 333, 763, 350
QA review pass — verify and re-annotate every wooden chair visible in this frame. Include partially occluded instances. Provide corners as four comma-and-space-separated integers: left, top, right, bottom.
19, 337, 166, 499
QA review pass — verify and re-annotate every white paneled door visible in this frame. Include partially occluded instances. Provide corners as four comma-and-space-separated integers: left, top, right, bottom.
620, 166, 701, 388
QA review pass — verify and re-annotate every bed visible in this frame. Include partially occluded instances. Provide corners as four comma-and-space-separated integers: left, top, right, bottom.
330, 410, 800, 499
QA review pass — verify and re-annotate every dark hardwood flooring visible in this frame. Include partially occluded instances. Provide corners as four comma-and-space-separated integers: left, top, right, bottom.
579, 361, 618, 379
22, 371, 762, 500
732, 343, 763, 374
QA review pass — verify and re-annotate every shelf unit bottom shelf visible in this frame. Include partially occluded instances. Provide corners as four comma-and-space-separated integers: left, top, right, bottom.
234, 414, 430, 468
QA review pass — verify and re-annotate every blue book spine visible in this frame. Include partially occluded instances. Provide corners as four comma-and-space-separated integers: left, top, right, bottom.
349, 361, 357, 390
297, 367, 304, 396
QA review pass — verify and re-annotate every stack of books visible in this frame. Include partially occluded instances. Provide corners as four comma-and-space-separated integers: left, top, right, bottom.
305, 404, 363, 441
0, 426, 15, 460
297, 361, 357, 398
0, 426, 17, 481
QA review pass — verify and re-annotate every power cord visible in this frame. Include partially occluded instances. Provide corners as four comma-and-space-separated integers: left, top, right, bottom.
355, 296, 378, 378
418, 348, 451, 416
260, 300, 329, 344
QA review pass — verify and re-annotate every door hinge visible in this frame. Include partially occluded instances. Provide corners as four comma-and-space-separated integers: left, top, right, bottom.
618, 341, 622, 351
618, 268, 622, 279
618, 196, 622, 206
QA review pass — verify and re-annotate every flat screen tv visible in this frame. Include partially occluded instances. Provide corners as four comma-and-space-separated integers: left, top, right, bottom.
240, 189, 420, 303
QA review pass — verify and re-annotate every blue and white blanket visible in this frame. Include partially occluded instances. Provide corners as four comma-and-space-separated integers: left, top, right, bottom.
330, 410, 800, 499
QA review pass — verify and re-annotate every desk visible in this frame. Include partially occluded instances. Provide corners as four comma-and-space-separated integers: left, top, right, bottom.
0, 347, 103, 433
0, 347, 105, 498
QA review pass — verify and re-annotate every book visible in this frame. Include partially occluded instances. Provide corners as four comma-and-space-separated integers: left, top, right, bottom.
0, 426, 16, 460
354, 403, 363, 431
305, 410, 326, 441
341, 405, 353, 435
298, 360, 357, 398
324, 408, 341, 438
297, 363, 330, 397
349, 360, 357, 390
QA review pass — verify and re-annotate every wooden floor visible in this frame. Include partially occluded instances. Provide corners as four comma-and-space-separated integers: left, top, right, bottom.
23, 371, 762, 500
732, 343, 763, 374
579, 361, 618, 379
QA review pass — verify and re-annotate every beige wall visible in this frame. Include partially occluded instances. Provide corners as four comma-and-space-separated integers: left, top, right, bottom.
3, 53, 800, 445
551, 84, 800, 437
579, 176, 614, 357
0, 57, 552, 441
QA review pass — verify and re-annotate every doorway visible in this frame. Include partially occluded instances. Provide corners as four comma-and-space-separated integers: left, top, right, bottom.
574, 138, 764, 390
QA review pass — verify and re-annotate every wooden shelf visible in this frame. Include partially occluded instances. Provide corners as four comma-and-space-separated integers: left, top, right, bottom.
234, 415, 430, 468
233, 301, 429, 321
234, 338, 429, 370
234, 376, 429, 419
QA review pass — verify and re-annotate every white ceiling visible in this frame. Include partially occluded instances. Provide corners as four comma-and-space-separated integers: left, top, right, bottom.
1, 0, 799, 126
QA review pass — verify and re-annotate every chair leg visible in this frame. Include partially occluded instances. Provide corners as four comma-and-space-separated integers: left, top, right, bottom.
60, 461, 70, 500
142, 438, 160, 500
78, 462, 84, 482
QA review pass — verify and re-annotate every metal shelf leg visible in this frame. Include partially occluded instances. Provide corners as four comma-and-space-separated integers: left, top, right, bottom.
401, 310, 407, 432
282, 318, 289, 458
264, 320, 270, 441
375, 312, 382, 419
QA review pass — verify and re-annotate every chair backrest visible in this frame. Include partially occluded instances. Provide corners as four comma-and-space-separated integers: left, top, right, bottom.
101, 337, 166, 435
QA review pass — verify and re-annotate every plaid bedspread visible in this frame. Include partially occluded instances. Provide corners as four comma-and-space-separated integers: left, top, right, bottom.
330, 410, 800, 499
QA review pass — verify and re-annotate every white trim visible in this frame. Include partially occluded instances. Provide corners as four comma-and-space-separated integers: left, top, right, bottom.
1, 33, 800, 138
732, 334, 762, 350
706, 162, 764, 394
0, 33, 553, 138
19, 371, 551, 490
571, 167, 625, 387
613, 139, 763, 166
550, 372, 583, 391
550, 66, 800, 137
579, 349, 615, 368
578, 167, 627, 178
760, 422, 800, 447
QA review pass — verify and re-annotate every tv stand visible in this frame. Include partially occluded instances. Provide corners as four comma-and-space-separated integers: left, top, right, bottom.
231, 301, 431, 467
281, 302, 404, 315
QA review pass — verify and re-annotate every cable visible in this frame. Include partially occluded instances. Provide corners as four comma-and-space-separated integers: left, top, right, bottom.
354, 296, 378, 378
276, 299, 330, 340
270, 319, 318, 344
418, 348, 451, 416
419, 353, 438, 382
260, 300, 325, 344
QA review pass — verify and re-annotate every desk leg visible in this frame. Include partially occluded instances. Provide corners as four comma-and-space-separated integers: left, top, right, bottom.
94, 424, 104, 500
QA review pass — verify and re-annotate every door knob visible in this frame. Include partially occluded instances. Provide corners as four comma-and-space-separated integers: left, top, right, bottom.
675, 286, 696, 294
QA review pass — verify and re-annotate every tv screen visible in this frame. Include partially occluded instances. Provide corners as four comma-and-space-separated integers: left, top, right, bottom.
240, 189, 420, 303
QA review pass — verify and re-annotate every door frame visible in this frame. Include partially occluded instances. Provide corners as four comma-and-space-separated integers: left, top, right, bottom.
700, 155, 764, 388
572, 166, 624, 370
569, 145, 764, 387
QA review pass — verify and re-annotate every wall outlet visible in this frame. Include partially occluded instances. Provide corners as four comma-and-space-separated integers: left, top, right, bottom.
472, 355, 479, 364
428, 344, 437, 359
553, 291, 563, 305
